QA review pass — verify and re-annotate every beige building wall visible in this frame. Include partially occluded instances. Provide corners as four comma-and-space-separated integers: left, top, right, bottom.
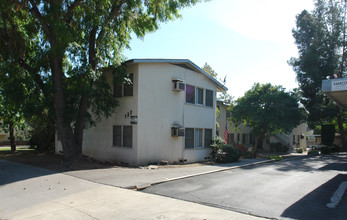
216, 101, 308, 151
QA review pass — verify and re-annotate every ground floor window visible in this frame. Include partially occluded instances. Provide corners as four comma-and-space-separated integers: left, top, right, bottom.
204, 129, 212, 148
185, 128, 213, 149
113, 125, 133, 148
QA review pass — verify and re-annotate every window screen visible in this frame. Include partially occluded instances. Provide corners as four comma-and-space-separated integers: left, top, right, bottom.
113, 81, 122, 98
195, 129, 203, 147
123, 126, 132, 148
204, 129, 212, 148
186, 84, 195, 104
113, 125, 122, 146
196, 88, 204, 105
185, 128, 194, 149
205, 89, 213, 107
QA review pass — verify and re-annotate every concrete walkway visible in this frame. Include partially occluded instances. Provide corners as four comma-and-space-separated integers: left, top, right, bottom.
0, 159, 264, 220
65, 158, 271, 189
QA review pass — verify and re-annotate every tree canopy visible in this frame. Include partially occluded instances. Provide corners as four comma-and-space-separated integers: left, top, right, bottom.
0, 0, 202, 165
289, 0, 346, 150
229, 83, 306, 154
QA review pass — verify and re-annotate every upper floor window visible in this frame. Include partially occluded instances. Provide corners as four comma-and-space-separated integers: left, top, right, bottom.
186, 84, 214, 107
196, 88, 204, 105
186, 84, 195, 104
205, 89, 213, 107
114, 74, 133, 98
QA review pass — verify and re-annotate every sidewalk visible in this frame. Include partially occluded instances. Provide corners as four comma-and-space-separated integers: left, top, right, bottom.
0, 159, 264, 220
64, 158, 271, 189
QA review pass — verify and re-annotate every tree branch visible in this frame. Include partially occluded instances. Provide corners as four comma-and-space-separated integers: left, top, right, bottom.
28, 0, 54, 44
64, 0, 83, 24
96, 0, 126, 46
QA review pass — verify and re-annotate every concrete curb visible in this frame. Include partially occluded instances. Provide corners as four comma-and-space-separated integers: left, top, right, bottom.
136, 159, 275, 190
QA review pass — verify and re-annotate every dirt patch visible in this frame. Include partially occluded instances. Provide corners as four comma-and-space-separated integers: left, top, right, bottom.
0, 149, 113, 172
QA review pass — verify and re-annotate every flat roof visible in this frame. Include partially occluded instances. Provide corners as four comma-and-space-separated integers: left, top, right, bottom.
322, 78, 347, 110
125, 59, 228, 92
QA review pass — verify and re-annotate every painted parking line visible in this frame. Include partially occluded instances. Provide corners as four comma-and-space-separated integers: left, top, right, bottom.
326, 181, 347, 208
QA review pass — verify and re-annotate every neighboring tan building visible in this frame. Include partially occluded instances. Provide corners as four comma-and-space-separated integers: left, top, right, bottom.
217, 101, 310, 152
56, 59, 227, 166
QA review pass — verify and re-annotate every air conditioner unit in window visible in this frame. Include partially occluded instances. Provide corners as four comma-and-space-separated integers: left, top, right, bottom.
171, 127, 185, 137
172, 79, 185, 91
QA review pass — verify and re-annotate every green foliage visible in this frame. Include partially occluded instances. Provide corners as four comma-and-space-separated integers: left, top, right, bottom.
210, 137, 241, 163
297, 148, 304, 153
308, 149, 319, 155
220, 145, 241, 162
320, 146, 331, 154
230, 83, 306, 140
289, 0, 347, 131
321, 124, 336, 146
202, 62, 218, 78
269, 155, 283, 161
0, 0, 203, 163
270, 142, 289, 152
210, 136, 224, 160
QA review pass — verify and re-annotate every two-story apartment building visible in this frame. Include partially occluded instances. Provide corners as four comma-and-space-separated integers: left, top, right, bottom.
217, 100, 310, 151
56, 59, 227, 166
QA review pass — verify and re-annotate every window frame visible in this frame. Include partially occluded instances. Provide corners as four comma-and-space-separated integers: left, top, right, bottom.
113, 125, 133, 148
114, 73, 134, 98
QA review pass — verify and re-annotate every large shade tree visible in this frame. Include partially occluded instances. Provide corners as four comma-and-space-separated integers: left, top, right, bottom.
0, 0, 202, 166
289, 0, 347, 151
229, 83, 306, 156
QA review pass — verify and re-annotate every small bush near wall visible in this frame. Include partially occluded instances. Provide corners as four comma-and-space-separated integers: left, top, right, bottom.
270, 142, 289, 152
297, 148, 304, 153
221, 145, 241, 162
210, 138, 241, 163
308, 149, 319, 155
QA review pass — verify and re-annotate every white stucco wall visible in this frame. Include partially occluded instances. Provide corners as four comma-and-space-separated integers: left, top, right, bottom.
82, 64, 139, 165
55, 61, 220, 166
136, 63, 217, 164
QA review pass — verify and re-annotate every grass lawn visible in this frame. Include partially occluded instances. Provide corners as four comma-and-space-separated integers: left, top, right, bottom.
0, 145, 34, 154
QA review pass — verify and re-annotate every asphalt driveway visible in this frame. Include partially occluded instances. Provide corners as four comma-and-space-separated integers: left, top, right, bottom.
143, 153, 347, 219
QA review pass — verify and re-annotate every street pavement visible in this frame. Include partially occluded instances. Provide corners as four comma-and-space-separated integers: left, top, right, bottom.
0, 158, 267, 220
143, 153, 347, 219
64, 158, 270, 189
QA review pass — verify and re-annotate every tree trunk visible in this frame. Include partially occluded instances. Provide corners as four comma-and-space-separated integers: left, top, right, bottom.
336, 107, 347, 152
74, 94, 89, 155
9, 120, 15, 152
253, 135, 262, 158
49, 54, 78, 166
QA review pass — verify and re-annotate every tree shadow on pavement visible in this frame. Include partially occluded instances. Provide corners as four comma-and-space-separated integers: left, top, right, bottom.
281, 174, 347, 220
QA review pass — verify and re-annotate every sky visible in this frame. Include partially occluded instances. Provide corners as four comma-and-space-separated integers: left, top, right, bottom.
123, 0, 315, 99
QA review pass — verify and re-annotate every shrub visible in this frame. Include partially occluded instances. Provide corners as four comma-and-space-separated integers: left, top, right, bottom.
331, 145, 342, 152
221, 145, 241, 162
270, 142, 289, 152
320, 146, 330, 154
308, 149, 319, 155
297, 148, 304, 153
210, 136, 225, 161
321, 124, 335, 146
269, 155, 283, 161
